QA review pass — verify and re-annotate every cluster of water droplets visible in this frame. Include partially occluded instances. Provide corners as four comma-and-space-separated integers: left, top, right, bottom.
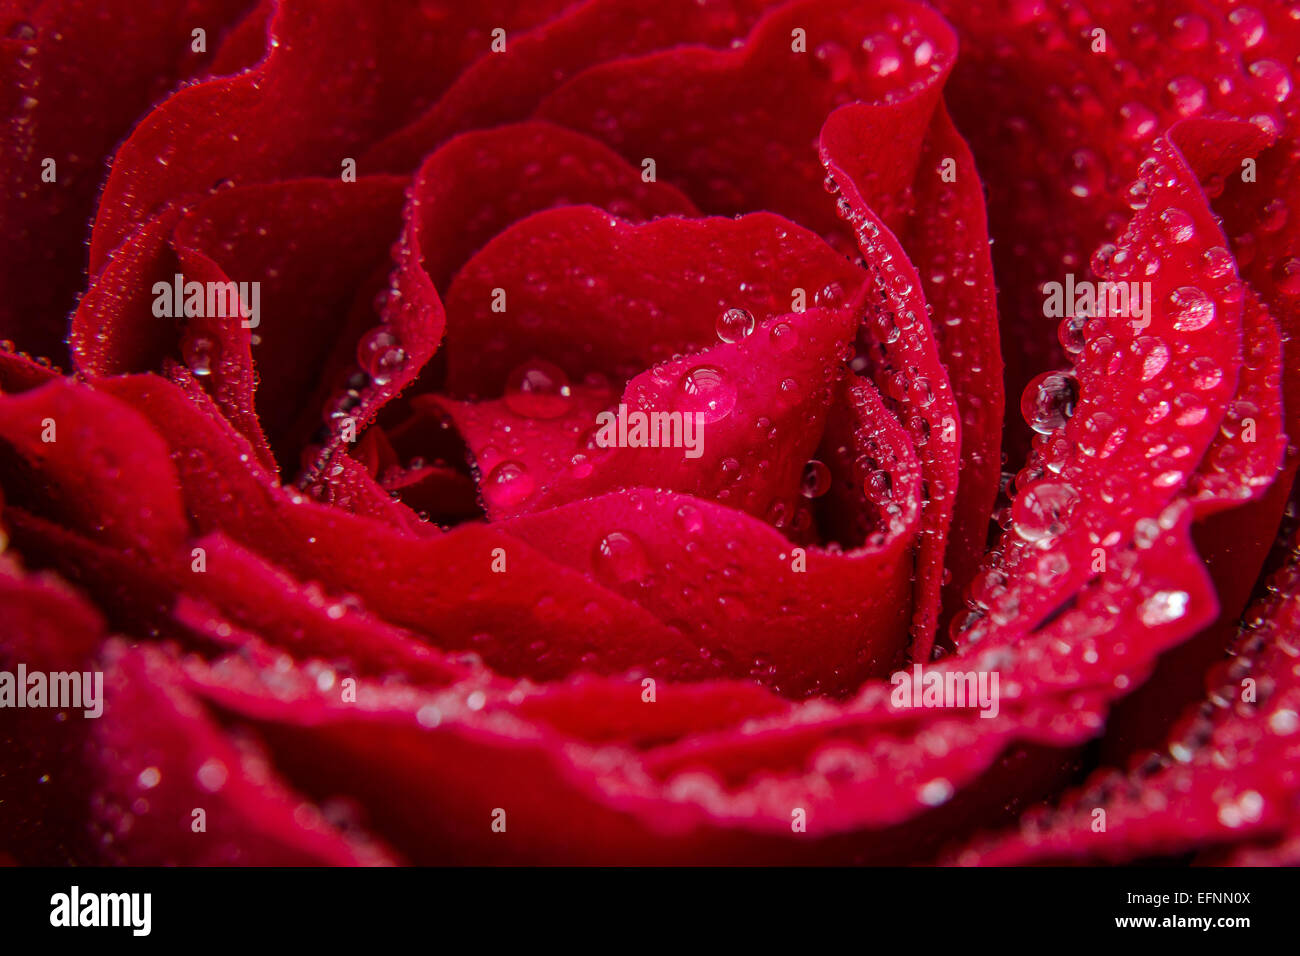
0, 337, 60, 373
805, 5, 952, 113
296, 274, 413, 493
826, 171, 950, 536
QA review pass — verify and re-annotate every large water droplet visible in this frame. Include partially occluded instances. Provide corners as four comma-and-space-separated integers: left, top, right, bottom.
593, 530, 652, 585
1020, 371, 1079, 434
1169, 286, 1215, 331
674, 503, 704, 535
864, 469, 892, 505
504, 358, 572, 419
182, 334, 218, 377
715, 307, 755, 344
483, 460, 534, 510
1159, 207, 1195, 243
1247, 59, 1292, 103
801, 459, 832, 498
357, 328, 407, 385
1274, 257, 1300, 296
1228, 7, 1266, 48
1011, 482, 1077, 542
1065, 149, 1105, 198
1164, 75, 1207, 116
1139, 589, 1189, 626
1118, 102, 1158, 140
677, 365, 737, 423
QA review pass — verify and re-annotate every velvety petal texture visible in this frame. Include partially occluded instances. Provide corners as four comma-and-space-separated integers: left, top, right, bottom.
1, 0, 1297, 866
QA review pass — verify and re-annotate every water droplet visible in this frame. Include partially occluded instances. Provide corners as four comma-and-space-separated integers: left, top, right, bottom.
861, 34, 902, 79
483, 460, 534, 510
1169, 286, 1215, 331
677, 365, 737, 423
1170, 13, 1209, 50
918, 778, 954, 806
1011, 482, 1077, 542
1134, 336, 1170, 381
1020, 371, 1079, 434
1248, 59, 1292, 103
1139, 589, 1189, 626
504, 358, 572, 419
715, 307, 755, 343
593, 530, 652, 584
1228, 7, 1266, 48
196, 759, 228, 793
1202, 246, 1235, 279
769, 321, 798, 351
356, 328, 407, 386
864, 469, 892, 504
674, 503, 704, 534
1091, 243, 1118, 277
1269, 710, 1298, 735
1065, 149, 1105, 198
814, 282, 845, 308
814, 41, 853, 83
182, 334, 218, 377
1118, 102, 1158, 140
800, 460, 831, 498
1159, 207, 1195, 243
1125, 178, 1151, 210
1058, 314, 1087, 354
1273, 257, 1300, 296
1164, 75, 1207, 116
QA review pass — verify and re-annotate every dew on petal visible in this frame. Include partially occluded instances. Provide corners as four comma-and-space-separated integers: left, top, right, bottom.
1139, 589, 1189, 626
504, 358, 572, 419
357, 328, 408, 385
1169, 286, 1215, 331
483, 460, 535, 510
1011, 482, 1077, 542
801, 459, 832, 498
677, 365, 737, 423
715, 307, 756, 344
593, 530, 652, 585
1020, 371, 1079, 435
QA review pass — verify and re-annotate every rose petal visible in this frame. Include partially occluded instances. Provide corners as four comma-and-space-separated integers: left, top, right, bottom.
90, 643, 395, 864
951, 124, 1250, 650
399, 121, 697, 295
0, 0, 260, 362
363, 0, 782, 172
817, 192, 961, 660
171, 176, 408, 466
899, 106, 1005, 622
952, 527, 1300, 865
88, 0, 572, 268
932, 0, 1289, 458
441, 207, 863, 396
432, 306, 859, 527
0, 558, 105, 863
536, 0, 955, 237
178, 532, 468, 685
0, 379, 188, 556
501, 482, 918, 696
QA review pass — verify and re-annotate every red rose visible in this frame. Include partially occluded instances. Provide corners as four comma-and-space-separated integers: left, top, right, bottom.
0, 0, 1297, 865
